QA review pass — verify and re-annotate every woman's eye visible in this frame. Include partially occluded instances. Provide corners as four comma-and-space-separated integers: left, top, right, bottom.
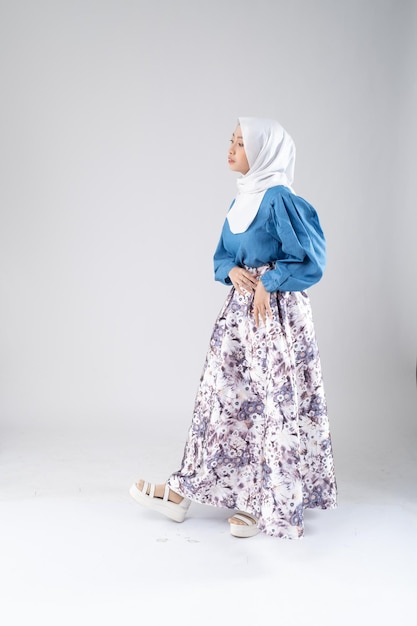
238, 143, 244, 147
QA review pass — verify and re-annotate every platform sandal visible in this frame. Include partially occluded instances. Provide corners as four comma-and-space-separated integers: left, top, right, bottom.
129, 481, 191, 523
229, 511, 259, 538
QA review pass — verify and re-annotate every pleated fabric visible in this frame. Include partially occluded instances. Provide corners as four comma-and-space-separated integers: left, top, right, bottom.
167, 265, 337, 538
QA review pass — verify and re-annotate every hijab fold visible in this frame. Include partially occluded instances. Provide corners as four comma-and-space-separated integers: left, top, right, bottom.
227, 117, 296, 234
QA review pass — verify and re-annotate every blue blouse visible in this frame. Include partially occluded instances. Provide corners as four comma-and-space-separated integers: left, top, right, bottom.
213, 185, 326, 292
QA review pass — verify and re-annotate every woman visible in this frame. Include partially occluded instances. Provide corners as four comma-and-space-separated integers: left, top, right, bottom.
130, 117, 337, 539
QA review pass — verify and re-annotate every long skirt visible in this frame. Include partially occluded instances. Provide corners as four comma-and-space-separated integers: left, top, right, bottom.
167, 265, 337, 539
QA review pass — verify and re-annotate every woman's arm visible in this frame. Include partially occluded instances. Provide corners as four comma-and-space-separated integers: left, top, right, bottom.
213, 231, 238, 285
261, 192, 326, 293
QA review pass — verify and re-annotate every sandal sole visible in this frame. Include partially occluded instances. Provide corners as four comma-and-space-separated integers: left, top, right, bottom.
230, 524, 260, 538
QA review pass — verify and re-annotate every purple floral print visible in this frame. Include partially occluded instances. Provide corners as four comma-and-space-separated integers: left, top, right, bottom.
167, 265, 337, 539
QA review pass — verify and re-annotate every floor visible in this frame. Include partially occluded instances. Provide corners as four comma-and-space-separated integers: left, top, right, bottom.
1, 423, 416, 626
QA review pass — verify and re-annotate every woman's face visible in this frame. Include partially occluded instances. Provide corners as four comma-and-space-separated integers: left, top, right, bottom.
228, 125, 250, 175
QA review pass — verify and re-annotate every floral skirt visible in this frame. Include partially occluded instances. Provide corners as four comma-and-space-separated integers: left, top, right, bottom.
167, 266, 337, 539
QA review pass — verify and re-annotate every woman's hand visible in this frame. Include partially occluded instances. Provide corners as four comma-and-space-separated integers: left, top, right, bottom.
253, 280, 272, 327
228, 266, 258, 295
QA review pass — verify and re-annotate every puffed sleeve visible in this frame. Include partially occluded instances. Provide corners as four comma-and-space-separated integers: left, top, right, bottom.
213, 229, 236, 285
261, 192, 326, 292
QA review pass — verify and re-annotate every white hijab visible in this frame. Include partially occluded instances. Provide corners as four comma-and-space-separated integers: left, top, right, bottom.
227, 117, 296, 234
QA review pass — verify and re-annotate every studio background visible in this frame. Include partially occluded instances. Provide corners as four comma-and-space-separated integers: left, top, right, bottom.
1, 0, 415, 468
0, 1, 416, 623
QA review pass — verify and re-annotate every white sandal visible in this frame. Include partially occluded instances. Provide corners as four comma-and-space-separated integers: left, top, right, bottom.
129, 481, 191, 523
229, 511, 259, 538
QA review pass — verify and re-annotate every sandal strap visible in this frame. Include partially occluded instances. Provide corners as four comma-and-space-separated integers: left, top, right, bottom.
163, 483, 170, 502
141, 481, 156, 498
233, 512, 257, 526
137, 481, 186, 506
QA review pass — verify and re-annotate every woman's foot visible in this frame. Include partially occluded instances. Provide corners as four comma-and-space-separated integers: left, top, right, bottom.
129, 479, 191, 523
228, 511, 259, 538
135, 480, 184, 504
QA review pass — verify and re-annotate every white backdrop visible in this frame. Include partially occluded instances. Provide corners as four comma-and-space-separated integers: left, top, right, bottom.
1, 0, 416, 475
